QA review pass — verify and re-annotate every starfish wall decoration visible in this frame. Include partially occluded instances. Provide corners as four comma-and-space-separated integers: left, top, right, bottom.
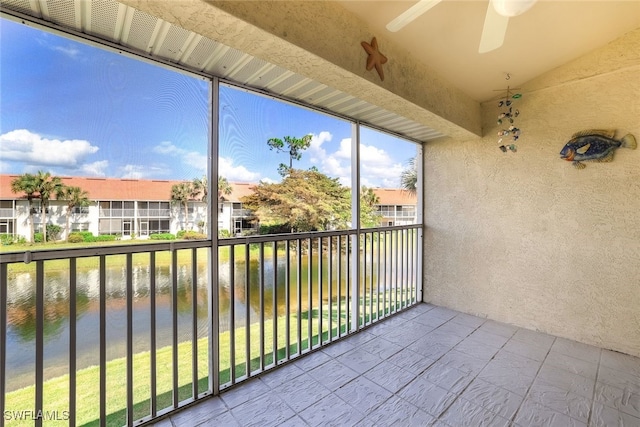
361, 37, 388, 81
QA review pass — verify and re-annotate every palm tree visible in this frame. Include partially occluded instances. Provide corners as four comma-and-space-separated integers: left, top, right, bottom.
10, 173, 38, 243
171, 182, 193, 230
400, 156, 417, 195
57, 185, 90, 239
34, 171, 64, 242
217, 176, 232, 201
192, 176, 208, 202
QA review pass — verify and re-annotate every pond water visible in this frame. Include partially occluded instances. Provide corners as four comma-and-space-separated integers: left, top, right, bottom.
4, 249, 365, 392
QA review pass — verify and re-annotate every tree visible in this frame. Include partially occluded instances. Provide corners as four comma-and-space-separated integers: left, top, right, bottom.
267, 135, 313, 176
359, 186, 382, 228
171, 182, 193, 230
10, 173, 38, 243
400, 156, 418, 195
241, 169, 350, 233
33, 171, 64, 243
57, 185, 90, 239
217, 176, 232, 201
191, 176, 207, 202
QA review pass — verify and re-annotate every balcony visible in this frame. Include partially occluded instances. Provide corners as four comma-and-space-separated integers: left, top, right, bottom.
0, 209, 13, 218
149, 304, 640, 426
137, 209, 171, 218
232, 209, 254, 218
0, 225, 423, 426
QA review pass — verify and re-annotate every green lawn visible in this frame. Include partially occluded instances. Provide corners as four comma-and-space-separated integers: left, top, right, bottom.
2, 292, 414, 427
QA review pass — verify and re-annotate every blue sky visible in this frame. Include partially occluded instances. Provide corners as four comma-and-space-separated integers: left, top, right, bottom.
0, 18, 417, 188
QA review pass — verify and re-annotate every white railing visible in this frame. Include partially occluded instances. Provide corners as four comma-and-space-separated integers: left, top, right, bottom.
0, 209, 13, 218
137, 209, 171, 217
0, 225, 421, 426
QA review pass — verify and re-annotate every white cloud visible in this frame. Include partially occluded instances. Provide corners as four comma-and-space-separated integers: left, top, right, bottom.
118, 164, 170, 179
219, 157, 261, 182
153, 141, 207, 174
0, 129, 100, 168
79, 160, 109, 177
308, 131, 333, 163
53, 45, 80, 59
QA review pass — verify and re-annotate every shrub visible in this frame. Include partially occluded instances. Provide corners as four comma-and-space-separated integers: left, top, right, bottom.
67, 233, 84, 243
149, 233, 176, 240
0, 234, 14, 246
34, 233, 44, 243
95, 235, 116, 242
180, 231, 207, 240
218, 229, 231, 239
259, 224, 290, 235
46, 224, 63, 241
176, 230, 187, 239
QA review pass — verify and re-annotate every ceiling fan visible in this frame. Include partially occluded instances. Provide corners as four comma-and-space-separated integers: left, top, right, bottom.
386, 0, 538, 53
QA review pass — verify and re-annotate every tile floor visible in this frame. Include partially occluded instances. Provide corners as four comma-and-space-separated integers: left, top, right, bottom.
152, 303, 640, 426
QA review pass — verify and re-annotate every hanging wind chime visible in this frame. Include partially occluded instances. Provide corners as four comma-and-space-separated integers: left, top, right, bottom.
495, 74, 522, 153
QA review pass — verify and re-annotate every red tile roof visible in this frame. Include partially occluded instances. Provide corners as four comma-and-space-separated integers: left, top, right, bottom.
0, 175, 415, 205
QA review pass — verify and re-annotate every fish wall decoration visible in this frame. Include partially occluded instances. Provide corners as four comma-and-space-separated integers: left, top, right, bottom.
560, 129, 636, 169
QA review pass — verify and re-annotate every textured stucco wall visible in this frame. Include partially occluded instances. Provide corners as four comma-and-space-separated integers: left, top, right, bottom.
424, 28, 640, 357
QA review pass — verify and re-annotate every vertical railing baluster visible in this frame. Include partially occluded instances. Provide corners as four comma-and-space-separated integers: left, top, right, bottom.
285, 240, 290, 360
35, 261, 44, 427
362, 233, 367, 327
272, 242, 278, 366
296, 239, 302, 356
318, 237, 323, 345
383, 230, 388, 317
244, 244, 250, 377
307, 237, 313, 350
150, 252, 157, 417
410, 228, 415, 304
0, 263, 6, 427
126, 254, 133, 426
99, 255, 106, 426
346, 234, 351, 332
337, 235, 342, 337
171, 248, 179, 408
229, 246, 236, 384
376, 231, 381, 321
259, 243, 265, 371
328, 236, 333, 341
400, 228, 405, 309
394, 229, 399, 312
69, 258, 77, 427
191, 248, 198, 398
369, 232, 374, 324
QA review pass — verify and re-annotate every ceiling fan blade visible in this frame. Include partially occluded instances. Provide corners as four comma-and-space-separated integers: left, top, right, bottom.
386, 0, 443, 32
478, 1, 510, 54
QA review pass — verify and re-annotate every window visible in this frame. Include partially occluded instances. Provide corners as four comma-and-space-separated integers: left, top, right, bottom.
73, 206, 90, 214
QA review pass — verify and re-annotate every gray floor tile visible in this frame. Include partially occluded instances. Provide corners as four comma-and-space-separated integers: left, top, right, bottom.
544, 351, 598, 379
230, 393, 295, 427
451, 312, 487, 328
260, 363, 305, 389
319, 339, 356, 358
299, 393, 364, 427
458, 378, 524, 420
478, 363, 535, 396
440, 398, 510, 427
437, 349, 489, 375
273, 373, 331, 412
220, 378, 270, 408
550, 338, 601, 364
593, 381, 640, 418
536, 364, 596, 398
169, 396, 228, 426
397, 377, 457, 417
435, 320, 478, 338
502, 338, 551, 362
528, 380, 592, 422
512, 328, 556, 349
292, 350, 332, 371
454, 338, 501, 361
597, 366, 640, 394
413, 312, 449, 329
421, 361, 474, 394
364, 360, 417, 393
362, 396, 433, 427
336, 347, 382, 374
513, 398, 587, 427
477, 320, 518, 338
589, 403, 640, 427
342, 330, 376, 346
195, 410, 240, 427
407, 338, 452, 359
600, 350, 640, 378
335, 376, 393, 413
307, 359, 359, 391
277, 415, 309, 427
491, 350, 543, 377
359, 336, 404, 359
467, 329, 511, 348
428, 306, 460, 321
386, 347, 436, 374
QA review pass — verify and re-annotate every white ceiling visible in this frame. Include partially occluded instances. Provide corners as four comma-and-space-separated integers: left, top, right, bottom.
339, 0, 640, 102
